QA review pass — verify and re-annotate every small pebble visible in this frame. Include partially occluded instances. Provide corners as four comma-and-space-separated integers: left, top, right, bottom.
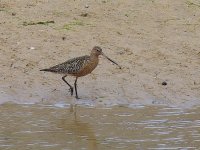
85, 4, 89, 8
162, 81, 167, 86
62, 37, 66, 40
11, 12, 16, 16
29, 47, 35, 50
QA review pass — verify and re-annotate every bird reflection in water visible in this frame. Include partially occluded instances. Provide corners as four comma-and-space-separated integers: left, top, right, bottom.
57, 108, 97, 150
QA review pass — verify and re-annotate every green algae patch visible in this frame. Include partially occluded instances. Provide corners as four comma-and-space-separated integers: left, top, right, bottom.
23, 20, 55, 26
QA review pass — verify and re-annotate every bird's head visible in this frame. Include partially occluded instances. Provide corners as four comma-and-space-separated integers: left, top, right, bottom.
92, 46, 103, 56
91, 46, 121, 69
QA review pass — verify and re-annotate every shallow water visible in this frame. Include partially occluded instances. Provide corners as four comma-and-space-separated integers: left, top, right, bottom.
0, 103, 199, 150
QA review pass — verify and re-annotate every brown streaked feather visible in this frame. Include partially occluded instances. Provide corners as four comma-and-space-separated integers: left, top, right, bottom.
72, 56, 99, 77
40, 55, 90, 74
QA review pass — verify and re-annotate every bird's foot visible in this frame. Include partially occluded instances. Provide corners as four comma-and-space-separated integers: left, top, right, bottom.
69, 88, 73, 96
75, 95, 80, 99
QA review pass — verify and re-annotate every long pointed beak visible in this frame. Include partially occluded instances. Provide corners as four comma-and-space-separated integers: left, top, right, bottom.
101, 52, 121, 69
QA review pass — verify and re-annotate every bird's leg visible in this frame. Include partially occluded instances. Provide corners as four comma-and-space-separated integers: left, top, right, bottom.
62, 75, 73, 96
74, 77, 79, 99
70, 104, 77, 119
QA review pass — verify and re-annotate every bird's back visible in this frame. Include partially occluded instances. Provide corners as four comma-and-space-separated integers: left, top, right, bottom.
40, 55, 90, 74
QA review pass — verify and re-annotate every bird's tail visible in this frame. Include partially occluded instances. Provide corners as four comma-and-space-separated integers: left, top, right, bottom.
40, 68, 52, 72
40, 68, 60, 73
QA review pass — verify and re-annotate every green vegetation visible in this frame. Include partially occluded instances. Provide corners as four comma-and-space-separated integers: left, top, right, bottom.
0, 8, 8, 12
62, 20, 84, 30
22, 20, 55, 26
125, 14, 129, 17
186, 0, 200, 7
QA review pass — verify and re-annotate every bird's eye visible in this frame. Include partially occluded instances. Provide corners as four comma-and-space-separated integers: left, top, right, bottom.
97, 49, 100, 52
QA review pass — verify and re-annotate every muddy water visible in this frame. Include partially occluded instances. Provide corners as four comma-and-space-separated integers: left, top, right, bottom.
0, 103, 199, 150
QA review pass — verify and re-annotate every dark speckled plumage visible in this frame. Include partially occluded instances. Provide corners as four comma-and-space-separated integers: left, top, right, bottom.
40, 55, 90, 74
40, 46, 121, 99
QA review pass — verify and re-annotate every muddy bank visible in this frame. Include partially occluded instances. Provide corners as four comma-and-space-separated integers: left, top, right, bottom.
0, 0, 200, 107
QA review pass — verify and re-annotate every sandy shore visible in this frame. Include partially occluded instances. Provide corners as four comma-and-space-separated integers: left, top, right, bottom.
0, 0, 200, 107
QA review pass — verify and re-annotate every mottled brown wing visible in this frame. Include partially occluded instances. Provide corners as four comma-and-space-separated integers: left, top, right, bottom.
42, 55, 90, 74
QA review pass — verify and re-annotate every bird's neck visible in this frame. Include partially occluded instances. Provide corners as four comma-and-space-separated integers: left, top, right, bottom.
90, 53, 99, 60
